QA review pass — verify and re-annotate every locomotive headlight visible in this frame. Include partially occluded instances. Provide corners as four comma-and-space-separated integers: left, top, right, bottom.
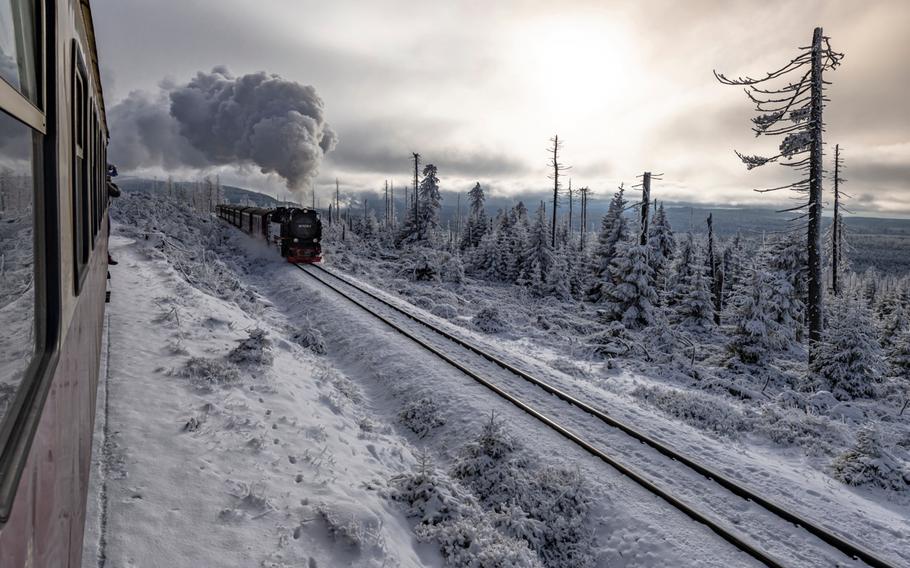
313, 238, 318, 242
293, 238, 299, 243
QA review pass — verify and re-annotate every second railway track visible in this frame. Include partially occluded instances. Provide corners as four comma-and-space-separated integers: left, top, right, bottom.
296, 262, 900, 568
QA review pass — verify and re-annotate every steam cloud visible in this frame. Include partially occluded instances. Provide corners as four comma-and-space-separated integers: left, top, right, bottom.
109, 67, 337, 190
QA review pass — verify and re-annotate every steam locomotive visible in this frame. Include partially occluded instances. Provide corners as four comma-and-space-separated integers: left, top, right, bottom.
217, 204, 323, 263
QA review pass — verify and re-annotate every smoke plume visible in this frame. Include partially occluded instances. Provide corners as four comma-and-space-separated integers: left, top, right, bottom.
108, 67, 337, 190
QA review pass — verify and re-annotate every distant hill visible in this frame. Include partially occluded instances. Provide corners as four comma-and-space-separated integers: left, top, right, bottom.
118, 177, 281, 207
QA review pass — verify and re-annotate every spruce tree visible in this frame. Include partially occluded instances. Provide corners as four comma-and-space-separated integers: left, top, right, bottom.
417, 164, 442, 241
460, 182, 488, 250
675, 246, 715, 331
728, 269, 785, 364
811, 295, 884, 399
648, 202, 676, 296
588, 185, 629, 302
603, 240, 657, 329
521, 202, 554, 295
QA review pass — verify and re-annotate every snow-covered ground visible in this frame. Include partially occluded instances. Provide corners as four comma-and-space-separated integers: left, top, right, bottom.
82, 192, 909, 567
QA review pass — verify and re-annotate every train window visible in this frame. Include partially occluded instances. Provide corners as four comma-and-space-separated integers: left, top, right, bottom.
0, 109, 37, 423
72, 52, 89, 291
0, 0, 39, 107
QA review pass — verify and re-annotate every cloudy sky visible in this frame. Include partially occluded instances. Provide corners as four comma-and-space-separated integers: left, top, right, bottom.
92, 0, 910, 215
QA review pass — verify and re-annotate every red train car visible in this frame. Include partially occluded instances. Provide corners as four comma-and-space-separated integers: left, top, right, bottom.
0, 1, 110, 566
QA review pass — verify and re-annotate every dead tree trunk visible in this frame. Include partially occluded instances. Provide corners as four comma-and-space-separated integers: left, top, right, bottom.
832, 143, 842, 296
639, 172, 651, 245
806, 26, 825, 355
707, 213, 722, 325
412, 152, 421, 237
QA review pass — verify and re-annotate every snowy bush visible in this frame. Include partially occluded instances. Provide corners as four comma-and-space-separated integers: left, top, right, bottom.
430, 303, 459, 320
388, 455, 543, 567
182, 357, 241, 388
315, 503, 386, 552
831, 425, 910, 491
451, 416, 596, 568
473, 306, 507, 334
398, 397, 446, 438
228, 328, 273, 367
291, 321, 327, 355
757, 406, 842, 453
631, 385, 751, 436
584, 321, 631, 358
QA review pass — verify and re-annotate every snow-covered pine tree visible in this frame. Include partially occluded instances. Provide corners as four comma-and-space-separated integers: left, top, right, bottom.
603, 239, 657, 329
460, 182, 488, 250
547, 247, 572, 300
675, 245, 714, 331
520, 202, 554, 295
728, 268, 785, 364
764, 234, 808, 342
811, 295, 884, 399
648, 202, 675, 296
417, 163, 441, 242
880, 304, 908, 352
665, 233, 696, 309
587, 184, 629, 302
889, 328, 910, 415
716, 28, 844, 361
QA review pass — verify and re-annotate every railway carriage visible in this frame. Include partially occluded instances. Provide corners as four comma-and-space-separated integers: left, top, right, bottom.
0, 0, 111, 565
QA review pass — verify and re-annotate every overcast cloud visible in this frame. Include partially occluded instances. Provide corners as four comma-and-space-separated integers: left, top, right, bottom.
92, 0, 910, 215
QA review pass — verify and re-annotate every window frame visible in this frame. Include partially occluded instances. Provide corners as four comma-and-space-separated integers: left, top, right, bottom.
0, 0, 63, 524
71, 40, 90, 293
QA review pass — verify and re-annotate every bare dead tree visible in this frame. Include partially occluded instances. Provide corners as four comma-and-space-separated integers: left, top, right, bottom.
579, 186, 590, 251
335, 178, 340, 224
830, 143, 850, 296
412, 152, 421, 237
567, 178, 573, 235
707, 213, 723, 324
546, 135, 571, 247
716, 27, 844, 361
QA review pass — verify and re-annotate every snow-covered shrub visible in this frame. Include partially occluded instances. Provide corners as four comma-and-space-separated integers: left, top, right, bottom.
432, 518, 543, 568
452, 416, 596, 568
584, 322, 631, 358
831, 425, 910, 490
430, 303, 459, 320
757, 406, 841, 453
473, 306, 507, 334
228, 328, 273, 366
291, 321, 327, 355
441, 254, 466, 284
631, 385, 751, 436
398, 397, 446, 438
182, 357, 241, 388
315, 503, 386, 552
388, 454, 543, 567
452, 414, 527, 508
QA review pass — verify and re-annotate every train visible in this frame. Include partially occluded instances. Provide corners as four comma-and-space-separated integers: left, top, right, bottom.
0, 0, 112, 565
217, 204, 323, 263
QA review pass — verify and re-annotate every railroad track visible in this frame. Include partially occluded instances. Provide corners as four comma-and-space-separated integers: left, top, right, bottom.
295, 262, 898, 568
